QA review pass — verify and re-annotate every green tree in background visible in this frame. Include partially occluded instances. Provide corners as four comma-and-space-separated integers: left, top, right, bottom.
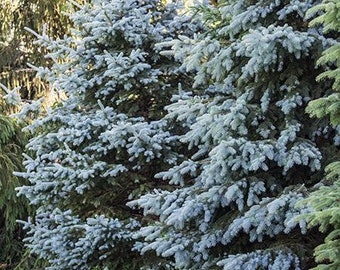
0, 107, 28, 268
302, 1, 340, 269
0, 0, 84, 100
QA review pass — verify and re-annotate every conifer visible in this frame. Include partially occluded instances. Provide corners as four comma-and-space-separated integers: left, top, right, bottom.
16, 1, 199, 269
302, 1, 340, 269
130, 1, 336, 269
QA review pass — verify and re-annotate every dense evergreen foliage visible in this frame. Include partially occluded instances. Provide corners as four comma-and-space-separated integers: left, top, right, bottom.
130, 0, 336, 269
16, 0, 199, 269
302, 0, 340, 269
5, 0, 339, 269
0, 110, 28, 268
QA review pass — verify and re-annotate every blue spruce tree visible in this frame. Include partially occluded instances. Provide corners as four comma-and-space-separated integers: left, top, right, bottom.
129, 0, 337, 269
16, 1, 200, 269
